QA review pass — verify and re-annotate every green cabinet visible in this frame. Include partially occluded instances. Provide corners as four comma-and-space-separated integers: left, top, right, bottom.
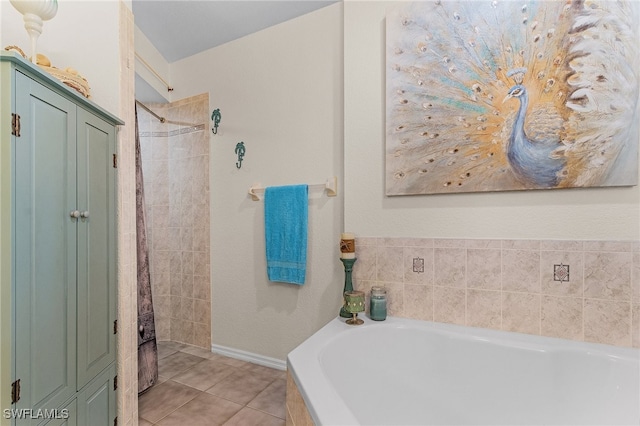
1, 52, 122, 426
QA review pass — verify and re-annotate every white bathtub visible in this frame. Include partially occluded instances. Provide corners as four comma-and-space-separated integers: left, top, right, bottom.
287, 315, 640, 425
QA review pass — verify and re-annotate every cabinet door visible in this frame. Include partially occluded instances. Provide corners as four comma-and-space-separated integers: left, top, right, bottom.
39, 399, 77, 426
75, 109, 117, 389
13, 71, 77, 420
76, 364, 116, 426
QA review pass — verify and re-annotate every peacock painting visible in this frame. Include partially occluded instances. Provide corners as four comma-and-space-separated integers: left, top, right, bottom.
386, 0, 639, 195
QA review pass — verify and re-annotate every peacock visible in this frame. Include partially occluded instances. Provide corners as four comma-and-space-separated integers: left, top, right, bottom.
385, 0, 639, 195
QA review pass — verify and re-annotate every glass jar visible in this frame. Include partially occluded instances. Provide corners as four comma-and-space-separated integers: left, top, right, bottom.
369, 286, 387, 321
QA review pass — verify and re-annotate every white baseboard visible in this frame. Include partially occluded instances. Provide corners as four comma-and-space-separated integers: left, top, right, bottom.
211, 343, 287, 371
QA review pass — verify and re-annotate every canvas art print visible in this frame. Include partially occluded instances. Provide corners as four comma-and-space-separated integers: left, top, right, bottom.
385, 0, 639, 195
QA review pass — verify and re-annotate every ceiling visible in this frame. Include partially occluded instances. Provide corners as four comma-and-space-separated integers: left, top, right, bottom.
133, 0, 337, 102
132, 0, 338, 63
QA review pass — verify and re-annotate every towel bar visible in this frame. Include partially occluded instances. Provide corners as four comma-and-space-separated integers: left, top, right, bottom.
249, 176, 337, 201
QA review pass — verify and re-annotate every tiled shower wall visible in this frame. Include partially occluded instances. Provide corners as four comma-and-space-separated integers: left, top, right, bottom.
138, 93, 211, 349
353, 238, 640, 348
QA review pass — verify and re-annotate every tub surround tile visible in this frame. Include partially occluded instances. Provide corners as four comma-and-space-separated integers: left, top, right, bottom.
381, 281, 404, 317
502, 249, 540, 293
466, 239, 502, 249
286, 371, 314, 426
404, 284, 433, 321
502, 292, 540, 335
466, 249, 501, 290
540, 240, 584, 251
467, 289, 501, 329
632, 252, 640, 303
584, 299, 631, 347
376, 246, 404, 282
434, 248, 466, 288
502, 239, 541, 250
584, 252, 632, 301
541, 296, 583, 340
355, 237, 637, 348
433, 286, 465, 325
632, 303, 640, 348
584, 241, 633, 252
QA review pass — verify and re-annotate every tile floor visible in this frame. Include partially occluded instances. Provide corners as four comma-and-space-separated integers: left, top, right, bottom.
138, 341, 286, 426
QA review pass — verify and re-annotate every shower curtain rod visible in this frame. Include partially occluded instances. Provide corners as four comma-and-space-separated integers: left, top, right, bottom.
136, 100, 166, 123
135, 52, 174, 92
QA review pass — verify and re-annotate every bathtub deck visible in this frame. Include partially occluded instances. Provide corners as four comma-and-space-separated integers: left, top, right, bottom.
288, 315, 640, 426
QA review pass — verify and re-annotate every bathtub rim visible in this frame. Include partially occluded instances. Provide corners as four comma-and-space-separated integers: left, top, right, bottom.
287, 314, 640, 426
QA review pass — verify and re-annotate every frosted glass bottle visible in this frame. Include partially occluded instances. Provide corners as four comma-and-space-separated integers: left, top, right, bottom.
369, 286, 387, 321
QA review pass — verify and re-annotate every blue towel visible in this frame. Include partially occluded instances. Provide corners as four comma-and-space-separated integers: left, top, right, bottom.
264, 185, 308, 285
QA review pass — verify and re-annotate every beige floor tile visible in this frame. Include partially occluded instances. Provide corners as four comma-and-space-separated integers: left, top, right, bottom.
180, 344, 216, 359
157, 340, 187, 358
209, 353, 252, 368
206, 369, 274, 405
140, 343, 286, 426
138, 380, 201, 424
171, 359, 237, 391
138, 417, 155, 426
241, 362, 286, 380
158, 351, 207, 379
157, 392, 242, 426
247, 378, 286, 419
222, 407, 285, 426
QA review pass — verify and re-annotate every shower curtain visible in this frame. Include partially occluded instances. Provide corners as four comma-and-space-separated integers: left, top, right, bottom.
136, 105, 159, 394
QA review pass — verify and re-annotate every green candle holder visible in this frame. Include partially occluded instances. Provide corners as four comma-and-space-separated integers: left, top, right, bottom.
343, 290, 365, 325
339, 257, 357, 318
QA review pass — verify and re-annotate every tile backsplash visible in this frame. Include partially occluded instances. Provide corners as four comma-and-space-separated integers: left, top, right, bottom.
353, 238, 640, 348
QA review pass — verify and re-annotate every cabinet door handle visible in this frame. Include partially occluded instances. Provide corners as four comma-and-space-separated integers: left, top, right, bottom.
80, 211, 89, 219
70, 210, 80, 219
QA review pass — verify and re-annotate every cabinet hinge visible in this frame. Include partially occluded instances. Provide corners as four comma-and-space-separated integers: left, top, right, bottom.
11, 113, 21, 137
113, 375, 118, 391
11, 379, 20, 404
113, 319, 118, 334
112, 153, 118, 168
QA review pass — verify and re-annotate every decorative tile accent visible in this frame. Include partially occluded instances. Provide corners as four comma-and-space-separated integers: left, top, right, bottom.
553, 264, 570, 282
541, 251, 583, 297
412, 257, 424, 273
354, 236, 637, 348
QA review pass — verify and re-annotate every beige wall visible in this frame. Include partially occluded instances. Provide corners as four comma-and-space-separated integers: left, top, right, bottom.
170, 4, 345, 361
343, 1, 640, 241
0, 0, 124, 116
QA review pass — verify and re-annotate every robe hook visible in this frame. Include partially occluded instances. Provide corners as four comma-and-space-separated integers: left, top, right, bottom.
211, 108, 221, 134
